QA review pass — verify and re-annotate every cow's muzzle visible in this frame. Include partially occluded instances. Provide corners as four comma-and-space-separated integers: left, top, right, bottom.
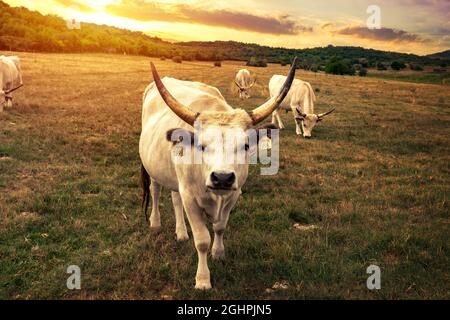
209, 171, 236, 190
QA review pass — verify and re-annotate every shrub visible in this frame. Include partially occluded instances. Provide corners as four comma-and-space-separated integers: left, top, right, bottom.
359, 68, 368, 77
214, 61, 222, 67
246, 57, 267, 68
325, 58, 355, 75
391, 61, 406, 71
410, 64, 423, 71
160, 57, 166, 61
172, 56, 182, 64
377, 62, 387, 70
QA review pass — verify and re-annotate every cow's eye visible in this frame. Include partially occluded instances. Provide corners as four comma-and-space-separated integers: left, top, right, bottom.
244, 144, 250, 151
198, 144, 206, 152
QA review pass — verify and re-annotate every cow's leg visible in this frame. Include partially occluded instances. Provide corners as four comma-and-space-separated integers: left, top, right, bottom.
212, 194, 238, 260
5, 97, 12, 109
212, 214, 230, 260
292, 106, 302, 135
183, 196, 212, 290
271, 111, 277, 125
149, 179, 161, 232
273, 110, 285, 129
171, 191, 189, 241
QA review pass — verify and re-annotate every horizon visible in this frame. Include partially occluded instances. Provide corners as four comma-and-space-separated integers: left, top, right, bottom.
3, 0, 450, 56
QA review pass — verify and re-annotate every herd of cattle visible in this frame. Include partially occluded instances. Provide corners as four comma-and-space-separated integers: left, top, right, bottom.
1, 55, 335, 290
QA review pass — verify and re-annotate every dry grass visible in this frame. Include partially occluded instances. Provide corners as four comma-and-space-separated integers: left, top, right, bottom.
0, 52, 449, 299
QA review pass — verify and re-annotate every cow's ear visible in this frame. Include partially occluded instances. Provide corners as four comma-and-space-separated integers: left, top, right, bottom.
166, 128, 194, 146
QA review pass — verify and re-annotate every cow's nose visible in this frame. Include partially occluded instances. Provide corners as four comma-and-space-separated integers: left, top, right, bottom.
211, 171, 236, 189
304, 135, 312, 139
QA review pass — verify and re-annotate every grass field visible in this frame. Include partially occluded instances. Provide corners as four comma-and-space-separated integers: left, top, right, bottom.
367, 68, 450, 85
0, 52, 449, 299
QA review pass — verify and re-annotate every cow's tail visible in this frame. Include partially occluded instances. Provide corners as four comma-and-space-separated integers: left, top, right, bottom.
140, 164, 151, 222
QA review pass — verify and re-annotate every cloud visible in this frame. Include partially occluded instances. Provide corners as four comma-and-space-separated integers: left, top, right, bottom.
105, 0, 312, 35
389, 0, 450, 12
321, 23, 332, 30
54, 0, 96, 13
334, 26, 428, 43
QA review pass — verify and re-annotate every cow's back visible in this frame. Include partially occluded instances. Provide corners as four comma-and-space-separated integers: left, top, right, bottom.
236, 69, 251, 87
269, 75, 315, 113
0, 56, 22, 90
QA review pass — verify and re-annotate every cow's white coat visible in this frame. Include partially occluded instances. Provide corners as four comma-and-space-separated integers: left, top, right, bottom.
270, 75, 321, 138
140, 77, 264, 290
235, 69, 253, 99
0, 56, 22, 111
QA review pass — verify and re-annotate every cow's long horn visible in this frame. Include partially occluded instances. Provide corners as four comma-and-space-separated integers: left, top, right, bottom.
234, 80, 244, 90
5, 84, 23, 94
150, 62, 199, 126
318, 108, 335, 118
249, 57, 297, 125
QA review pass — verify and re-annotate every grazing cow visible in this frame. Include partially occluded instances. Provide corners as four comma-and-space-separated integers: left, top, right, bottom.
235, 69, 256, 99
270, 75, 334, 138
0, 56, 23, 111
139, 59, 297, 289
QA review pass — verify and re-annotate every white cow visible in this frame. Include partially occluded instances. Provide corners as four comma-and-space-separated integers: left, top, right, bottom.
139, 60, 297, 289
235, 69, 255, 99
270, 75, 334, 138
0, 56, 23, 112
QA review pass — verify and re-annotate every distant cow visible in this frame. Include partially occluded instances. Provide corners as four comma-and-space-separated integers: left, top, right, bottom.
0, 56, 23, 112
235, 69, 256, 99
270, 75, 334, 138
139, 60, 297, 289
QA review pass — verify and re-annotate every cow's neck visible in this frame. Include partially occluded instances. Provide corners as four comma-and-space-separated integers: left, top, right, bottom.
197, 189, 237, 220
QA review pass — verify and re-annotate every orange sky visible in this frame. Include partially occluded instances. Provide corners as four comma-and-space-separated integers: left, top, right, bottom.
5, 0, 450, 55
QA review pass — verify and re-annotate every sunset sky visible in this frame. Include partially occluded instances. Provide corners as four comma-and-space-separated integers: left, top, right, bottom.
5, 0, 450, 55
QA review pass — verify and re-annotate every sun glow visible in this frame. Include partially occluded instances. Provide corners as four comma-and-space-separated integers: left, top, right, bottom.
3, 0, 448, 55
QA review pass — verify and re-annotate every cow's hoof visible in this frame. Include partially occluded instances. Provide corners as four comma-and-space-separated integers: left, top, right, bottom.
195, 281, 212, 290
176, 231, 189, 242
212, 249, 225, 260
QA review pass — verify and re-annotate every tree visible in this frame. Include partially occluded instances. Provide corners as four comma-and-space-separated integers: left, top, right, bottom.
410, 64, 423, 71
377, 62, 387, 70
391, 61, 406, 70
325, 58, 355, 75
172, 56, 182, 63
246, 57, 267, 67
